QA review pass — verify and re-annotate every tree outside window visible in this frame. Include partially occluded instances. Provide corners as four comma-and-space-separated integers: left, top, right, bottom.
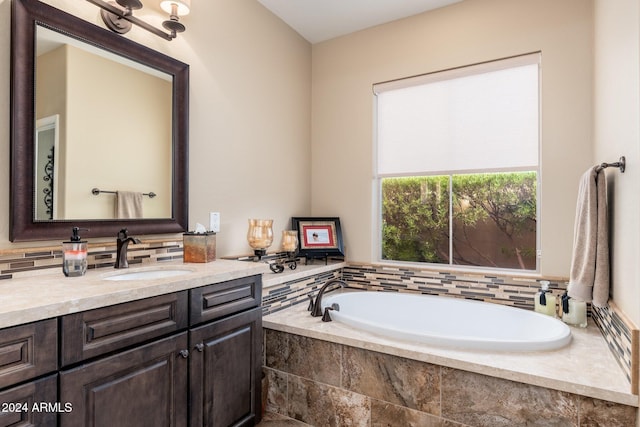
382, 172, 537, 270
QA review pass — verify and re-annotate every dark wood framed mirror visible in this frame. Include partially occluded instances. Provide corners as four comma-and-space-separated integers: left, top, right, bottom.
11, 0, 189, 241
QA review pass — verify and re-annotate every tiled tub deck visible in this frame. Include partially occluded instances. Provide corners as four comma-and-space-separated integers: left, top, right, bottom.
263, 293, 638, 426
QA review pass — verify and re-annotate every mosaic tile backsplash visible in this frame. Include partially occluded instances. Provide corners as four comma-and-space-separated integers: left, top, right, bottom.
592, 303, 639, 392
342, 263, 570, 312
0, 240, 183, 280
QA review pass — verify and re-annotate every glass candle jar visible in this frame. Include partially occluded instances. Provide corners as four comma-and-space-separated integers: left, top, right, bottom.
281, 230, 298, 253
247, 219, 274, 258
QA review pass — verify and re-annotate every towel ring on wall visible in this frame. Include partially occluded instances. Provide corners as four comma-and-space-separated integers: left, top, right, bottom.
596, 156, 626, 173
91, 188, 157, 198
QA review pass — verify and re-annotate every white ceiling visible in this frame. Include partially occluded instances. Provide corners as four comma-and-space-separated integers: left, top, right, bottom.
256, 0, 463, 44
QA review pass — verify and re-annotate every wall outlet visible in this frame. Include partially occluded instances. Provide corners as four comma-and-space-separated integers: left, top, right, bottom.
209, 212, 220, 233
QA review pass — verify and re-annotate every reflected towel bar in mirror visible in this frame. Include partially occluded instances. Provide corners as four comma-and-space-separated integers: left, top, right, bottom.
91, 188, 157, 198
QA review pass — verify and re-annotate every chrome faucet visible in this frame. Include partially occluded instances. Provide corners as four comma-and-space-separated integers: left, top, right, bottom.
115, 228, 141, 269
308, 279, 348, 320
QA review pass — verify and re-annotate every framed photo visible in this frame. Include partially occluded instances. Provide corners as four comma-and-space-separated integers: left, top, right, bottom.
291, 217, 344, 259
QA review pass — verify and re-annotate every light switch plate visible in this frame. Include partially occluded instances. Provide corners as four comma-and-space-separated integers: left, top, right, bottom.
209, 212, 220, 232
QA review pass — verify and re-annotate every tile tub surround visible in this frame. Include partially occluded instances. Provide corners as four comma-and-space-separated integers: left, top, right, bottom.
264, 305, 638, 427
261, 261, 638, 395
264, 328, 637, 426
263, 298, 638, 409
342, 262, 639, 395
592, 302, 639, 392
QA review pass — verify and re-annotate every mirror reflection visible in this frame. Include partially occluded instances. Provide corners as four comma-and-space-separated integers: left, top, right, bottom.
34, 26, 173, 221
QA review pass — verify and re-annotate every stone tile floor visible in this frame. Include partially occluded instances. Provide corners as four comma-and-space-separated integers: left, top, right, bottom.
257, 412, 311, 426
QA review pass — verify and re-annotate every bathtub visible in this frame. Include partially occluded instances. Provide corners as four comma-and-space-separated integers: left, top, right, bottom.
321, 291, 572, 351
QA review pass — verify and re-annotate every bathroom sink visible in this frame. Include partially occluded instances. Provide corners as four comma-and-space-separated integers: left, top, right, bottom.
103, 268, 194, 281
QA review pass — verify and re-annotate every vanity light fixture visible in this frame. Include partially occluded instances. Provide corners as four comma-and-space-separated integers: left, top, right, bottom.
86, 0, 190, 41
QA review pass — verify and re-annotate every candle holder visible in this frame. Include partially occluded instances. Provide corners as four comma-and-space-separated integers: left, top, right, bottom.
269, 230, 299, 273
247, 219, 273, 261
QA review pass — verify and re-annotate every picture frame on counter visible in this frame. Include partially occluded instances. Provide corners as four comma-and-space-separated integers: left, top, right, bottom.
291, 217, 345, 261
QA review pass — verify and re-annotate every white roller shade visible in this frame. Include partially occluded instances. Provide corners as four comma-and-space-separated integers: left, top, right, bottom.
375, 54, 540, 175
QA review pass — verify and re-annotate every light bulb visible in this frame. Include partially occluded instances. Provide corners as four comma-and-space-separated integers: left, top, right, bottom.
160, 0, 191, 16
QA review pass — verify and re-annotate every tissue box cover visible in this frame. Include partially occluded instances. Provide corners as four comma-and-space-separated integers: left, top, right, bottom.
183, 232, 216, 263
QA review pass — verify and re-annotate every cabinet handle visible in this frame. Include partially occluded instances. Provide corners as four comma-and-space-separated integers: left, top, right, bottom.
195, 343, 204, 352
179, 349, 189, 358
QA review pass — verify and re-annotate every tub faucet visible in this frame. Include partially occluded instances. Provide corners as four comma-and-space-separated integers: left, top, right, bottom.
115, 228, 141, 269
308, 279, 348, 318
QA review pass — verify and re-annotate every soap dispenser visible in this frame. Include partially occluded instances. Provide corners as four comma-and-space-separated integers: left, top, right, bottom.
561, 291, 587, 328
62, 227, 88, 277
534, 280, 556, 316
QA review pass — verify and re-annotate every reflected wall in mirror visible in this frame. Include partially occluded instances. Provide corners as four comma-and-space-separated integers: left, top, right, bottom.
35, 27, 173, 221
11, 0, 189, 241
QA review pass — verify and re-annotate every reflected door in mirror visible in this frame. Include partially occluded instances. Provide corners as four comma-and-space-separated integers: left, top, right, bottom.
35, 115, 59, 220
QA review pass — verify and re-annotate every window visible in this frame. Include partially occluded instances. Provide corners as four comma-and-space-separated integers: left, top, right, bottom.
374, 54, 540, 271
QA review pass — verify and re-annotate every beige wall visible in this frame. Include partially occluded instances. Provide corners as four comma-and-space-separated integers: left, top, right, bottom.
311, 0, 593, 276
0, 0, 312, 255
64, 45, 172, 219
593, 0, 640, 325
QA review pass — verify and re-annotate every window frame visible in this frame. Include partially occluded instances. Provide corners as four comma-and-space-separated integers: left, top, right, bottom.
372, 53, 542, 273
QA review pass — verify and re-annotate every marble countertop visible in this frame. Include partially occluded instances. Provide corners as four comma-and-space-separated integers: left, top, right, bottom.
0, 260, 268, 329
264, 291, 639, 407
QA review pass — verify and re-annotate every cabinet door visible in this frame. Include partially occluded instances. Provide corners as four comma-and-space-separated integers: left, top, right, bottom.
0, 374, 57, 427
189, 307, 262, 427
60, 333, 188, 427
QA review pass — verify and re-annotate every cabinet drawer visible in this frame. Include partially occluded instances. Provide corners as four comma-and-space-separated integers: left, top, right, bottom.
190, 275, 262, 325
0, 319, 57, 390
0, 374, 58, 427
61, 291, 188, 366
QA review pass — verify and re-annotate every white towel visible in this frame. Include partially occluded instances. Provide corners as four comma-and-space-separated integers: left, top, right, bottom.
115, 191, 144, 219
567, 166, 609, 307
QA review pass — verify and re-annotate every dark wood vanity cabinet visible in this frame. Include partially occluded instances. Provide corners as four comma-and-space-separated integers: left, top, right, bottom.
0, 275, 262, 427
54, 274, 262, 427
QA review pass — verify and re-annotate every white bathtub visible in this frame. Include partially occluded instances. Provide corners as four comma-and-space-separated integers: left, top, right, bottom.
321, 291, 572, 351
